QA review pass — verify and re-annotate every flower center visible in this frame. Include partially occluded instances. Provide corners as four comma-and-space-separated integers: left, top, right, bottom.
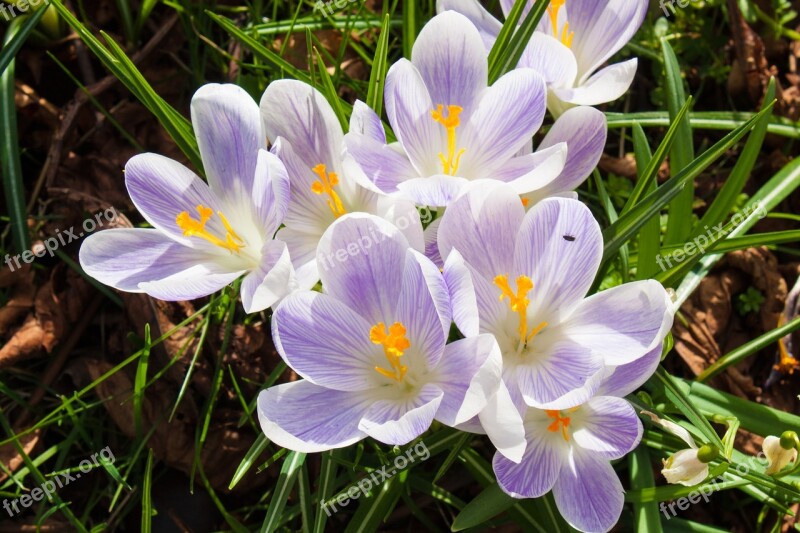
545, 409, 573, 441
431, 104, 466, 176
495, 274, 548, 351
547, 0, 574, 48
311, 164, 347, 218
775, 315, 800, 374
370, 322, 411, 382
176, 205, 244, 253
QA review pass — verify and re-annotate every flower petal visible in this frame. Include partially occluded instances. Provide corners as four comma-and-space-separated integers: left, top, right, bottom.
317, 214, 409, 326
412, 11, 488, 115
125, 153, 225, 248
561, 280, 674, 366
241, 240, 297, 313
260, 79, 344, 170
552, 449, 625, 533
494, 410, 569, 498
344, 132, 420, 194
551, 59, 639, 106
519, 33, 577, 89
438, 181, 524, 281
598, 344, 663, 398
277, 225, 322, 291
494, 143, 567, 195
191, 84, 263, 200
461, 68, 547, 176
138, 268, 243, 301
272, 291, 381, 391
478, 381, 527, 462
358, 383, 443, 445
79, 228, 232, 294
349, 100, 386, 143
258, 380, 370, 453
395, 175, 471, 207
443, 249, 480, 337
252, 149, 291, 235
571, 396, 642, 459
433, 334, 502, 426
513, 197, 602, 317
437, 0, 502, 50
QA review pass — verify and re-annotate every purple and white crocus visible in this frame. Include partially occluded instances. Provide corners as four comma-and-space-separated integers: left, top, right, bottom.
492, 355, 658, 533
344, 11, 568, 207
261, 81, 424, 290
79, 84, 295, 313
438, 0, 648, 116
257, 214, 503, 451
438, 182, 673, 418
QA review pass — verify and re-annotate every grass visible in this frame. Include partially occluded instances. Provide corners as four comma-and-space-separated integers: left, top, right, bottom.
2, 0, 800, 531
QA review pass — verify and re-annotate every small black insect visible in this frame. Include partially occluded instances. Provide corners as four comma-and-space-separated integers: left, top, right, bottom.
563, 235, 576, 242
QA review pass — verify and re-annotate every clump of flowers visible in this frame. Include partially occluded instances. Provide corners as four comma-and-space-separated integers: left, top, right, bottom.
79, 6, 678, 533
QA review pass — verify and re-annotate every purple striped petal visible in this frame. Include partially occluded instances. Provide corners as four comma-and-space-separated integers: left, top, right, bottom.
478, 381, 527, 462
433, 334, 502, 426
437, 0, 502, 51
349, 100, 386, 143
412, 11, 488, 116
125, 153, 225, 249
513, 197, 603, 317
344, 133, 418, 194
138, 268, 243, 301
258, 380, 371, 452
494, 409, 570, 498
518, 33, 577, 89
572, 396, 643, 459
252, 149, 291, 236
533, 106, 607, 198
423, 217, 443, 268
317, 214, 409, 326
461, 68, 547, 176
553, 449, 625, 533
552, 59, 638, 106
494, 143, 567, 195
437, 182, 524, 281
276, 225, 321, 291
240, 240, 297, 313
260, 80, 344, 172
395, 175, 470, 207
514, 338, 603, 409
79, 228, 231, 293
191, 84, 263, 201
561, 280, 673, 366
385, 59, 441, 177
358, 383, 443, 445
568, 0, 647, 81
443, 249, 480, 337
598, 344, 663, 398
271, 291, 381, 391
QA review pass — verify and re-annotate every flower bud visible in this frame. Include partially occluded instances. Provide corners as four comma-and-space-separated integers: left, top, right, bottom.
662, 449, 708, 486
779, 431, 799, 451
764, 435, 798, 476
696, 444, 719, 464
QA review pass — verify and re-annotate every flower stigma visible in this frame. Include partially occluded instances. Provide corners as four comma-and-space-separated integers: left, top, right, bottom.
311, 164, 347, 218
545, 407, 580, 441
176, 205, 244, 253
431, 104, 466, 176
371, 322, 411, 382
547, 0, 574, 48
495, 274, 548, 352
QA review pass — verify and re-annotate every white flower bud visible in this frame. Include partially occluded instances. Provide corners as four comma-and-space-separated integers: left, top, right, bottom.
763, 435, 798, 476
662, 448, 709, 486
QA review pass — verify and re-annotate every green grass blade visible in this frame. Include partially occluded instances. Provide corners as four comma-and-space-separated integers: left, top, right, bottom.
133, 324, 152, 438
662, 37, 696, 245
606, 110, 800, 138
366, 14, 391, 117
451, 483, 515, 532
141, 448, 154, 533
655, 367, 724, 450
402, 0, 416, 58
229, 434, 269, 490
0, 20, 30, 253
343, 473, 405, 533
0, 6, 47, 76
629, 448, 663, 533
262, 451, 307, 533
313, 47, 349, 130
632, 123, 661, 280
313, 451, 338, 533
489, 0, 548, 83
487, 0, 526, 81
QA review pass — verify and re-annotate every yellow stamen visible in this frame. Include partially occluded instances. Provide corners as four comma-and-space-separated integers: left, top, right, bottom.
176, 205, 244, 253
431, 104, 466, 176
494, 274, 548, 348
311, 164, 347, 218
545, 409, 572, 441
547, 0, 574, 48
775, 314, 800, 374
521, 198, 530, 207
371, 322, 411, 382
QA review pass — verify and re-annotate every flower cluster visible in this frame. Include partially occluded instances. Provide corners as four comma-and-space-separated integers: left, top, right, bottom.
79, 2, 669, 531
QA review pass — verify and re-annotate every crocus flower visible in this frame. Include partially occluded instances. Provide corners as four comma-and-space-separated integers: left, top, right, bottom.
438, 0, 648, 116
257, 214, 503, 451
492, 361, 656, 533
438, 182, 674, 415
79, 84, 295, 313
260, 80, 424, 290
344, 11, 568, 207
763, 434, 798, 475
